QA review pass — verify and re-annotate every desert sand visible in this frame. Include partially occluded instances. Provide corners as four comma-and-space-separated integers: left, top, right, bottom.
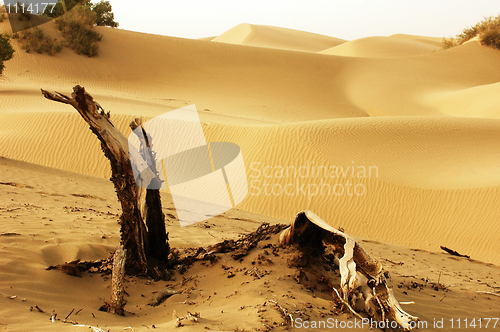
1, 15, 499, 332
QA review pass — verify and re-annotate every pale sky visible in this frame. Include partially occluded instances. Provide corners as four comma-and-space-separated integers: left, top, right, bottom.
109, 0, 500, 40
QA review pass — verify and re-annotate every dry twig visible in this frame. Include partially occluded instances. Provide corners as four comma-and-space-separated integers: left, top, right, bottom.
332, 288, 364, 320
264, 299, 293, 325
74, 325, 108, 332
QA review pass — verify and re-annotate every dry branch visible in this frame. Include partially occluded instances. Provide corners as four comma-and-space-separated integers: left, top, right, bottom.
151, 288, 177, 306
0, 292, 17, 299
109, 245, 127, 315
440, 246, 470, 258
33, 305, 45, 313
173, 310, 200, 327
332, 287, 363, 320
74, 325, 108, 332
476, 291, 500, 297
264, 299, 293, 325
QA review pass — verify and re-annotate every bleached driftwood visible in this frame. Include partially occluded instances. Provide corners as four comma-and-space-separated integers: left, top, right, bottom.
173, 310, 200, 327
74, 325, 108, 332
476, 291, 500, 297
280, 210, 419, 331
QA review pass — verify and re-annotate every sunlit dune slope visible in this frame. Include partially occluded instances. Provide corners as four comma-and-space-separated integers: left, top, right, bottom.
203, 117, 500, 266
211, 23, 346, 52
425, 81, 500, 118
319, 35, 441, 57
2, 21, 500, 122
345, 42, 500, 116
389, 33, 443, 47
1, 21, 368, 122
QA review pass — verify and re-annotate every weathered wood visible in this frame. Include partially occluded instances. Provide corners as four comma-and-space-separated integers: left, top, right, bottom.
280, 210, 419, 331
130, 118, 169, 263
109, 246, 127, 315
150, 288, 177, 306
41, 86, 169, 279
440, 245, 470, 258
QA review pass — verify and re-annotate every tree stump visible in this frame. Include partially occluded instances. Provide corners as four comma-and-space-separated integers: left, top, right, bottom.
280, 210, 419, 331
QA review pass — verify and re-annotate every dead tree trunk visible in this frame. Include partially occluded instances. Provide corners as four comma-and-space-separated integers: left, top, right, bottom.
41, 85, 169, 279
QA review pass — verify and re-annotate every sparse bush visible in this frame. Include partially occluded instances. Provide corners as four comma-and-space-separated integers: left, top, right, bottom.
0, 13, 5, 23
443, 14, 500, 50
0, 33, 15, 74
442, 37, 458, 50
43, 0, 91, 18
12, 27, 63, 55
55, 5, 101, 57
43, 0, 118, 28
481, 28, 500, 49
92, 1, 118, 27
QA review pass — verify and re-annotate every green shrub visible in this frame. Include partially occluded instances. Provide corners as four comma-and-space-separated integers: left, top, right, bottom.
92, 1, 118, 27
55, 5, 101, 57
43, 0, 91, 19
442, 37, 458, 50
443, 14, 500, 50
43, 0, 118, 28
482, 29, 500, 49
0, 33, 15, 74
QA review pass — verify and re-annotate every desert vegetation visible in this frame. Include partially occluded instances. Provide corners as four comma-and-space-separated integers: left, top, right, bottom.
49, 0, 118, 57
54, 5, 102, 56
443, 14, 500, 49
4, 1, 117, 57
43, 0, 118, 27
12, 27, 63, 55
0, 33, 15, 74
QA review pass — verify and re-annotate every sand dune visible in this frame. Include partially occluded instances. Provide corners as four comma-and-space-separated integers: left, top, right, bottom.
211, 23, 346, 52
426, 81, 500, 118
319, 35, 440, 58
203, 117, 500, 266
389, 33, 443, 47
1, 16, 500, 331
345, 42, 500, 117
2, 110, 499, 264
1, 20, 500, 266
